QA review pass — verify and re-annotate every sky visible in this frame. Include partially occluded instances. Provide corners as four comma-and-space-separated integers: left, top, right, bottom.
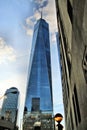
0, 0, 64, 129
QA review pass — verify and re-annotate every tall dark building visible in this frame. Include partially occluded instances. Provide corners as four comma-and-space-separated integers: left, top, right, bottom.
0, 87, 19, 130
23, 18, 54, 130
55, 0, 87, 130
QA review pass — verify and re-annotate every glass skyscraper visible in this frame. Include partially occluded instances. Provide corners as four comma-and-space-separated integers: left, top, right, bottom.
1, 87, 19, 123
25, 18, 53, 113
23, 18, 54, 130
0, 87, 19, 130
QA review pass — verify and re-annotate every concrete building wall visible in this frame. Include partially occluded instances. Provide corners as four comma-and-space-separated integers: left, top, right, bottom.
55, 0, 87, 130
71, 1, 87, 130
55, 0, 72, 129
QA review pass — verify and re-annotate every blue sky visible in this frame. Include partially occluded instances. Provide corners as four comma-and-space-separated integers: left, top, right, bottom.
0, 0, 64, 129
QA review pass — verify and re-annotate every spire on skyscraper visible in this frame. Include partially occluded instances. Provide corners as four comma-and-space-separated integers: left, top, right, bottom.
41, 7, 43, 19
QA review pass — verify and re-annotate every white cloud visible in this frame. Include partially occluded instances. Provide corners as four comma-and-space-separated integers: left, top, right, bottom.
34, 0, 42, 4
26, 28, 33, 36
0, 37, 16, 64
34, 0, 48, 8
23, 24, 33, 36
24, 10, 41, 36
43, 0, 58, 32
24, 0, 58, 44
34, 10, 41, 20
26, 17, 34, 26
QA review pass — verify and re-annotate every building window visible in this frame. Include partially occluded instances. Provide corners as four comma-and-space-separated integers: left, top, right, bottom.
5, 110, 11, 121
31, 98, 40, 112
72, 85, 81, 126
67, 0, 73, 24
82, 45, 87, 83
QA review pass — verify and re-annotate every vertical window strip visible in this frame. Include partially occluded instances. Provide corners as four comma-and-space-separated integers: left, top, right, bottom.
74, 87, 81, 123
72, 96, 78, 126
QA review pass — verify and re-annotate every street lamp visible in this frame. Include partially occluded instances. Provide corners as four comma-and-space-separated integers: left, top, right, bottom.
54, 113, 63, 130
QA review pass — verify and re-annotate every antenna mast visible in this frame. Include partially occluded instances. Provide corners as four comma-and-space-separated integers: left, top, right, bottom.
40, 0, 43, 19
41, 7, 43, 19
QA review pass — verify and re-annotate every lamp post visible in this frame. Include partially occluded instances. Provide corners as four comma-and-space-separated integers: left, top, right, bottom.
54, 113, 63, 130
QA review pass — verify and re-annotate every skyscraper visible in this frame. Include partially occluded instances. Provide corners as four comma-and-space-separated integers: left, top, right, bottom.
23, 18, 54, 130
0, 87, 19, 130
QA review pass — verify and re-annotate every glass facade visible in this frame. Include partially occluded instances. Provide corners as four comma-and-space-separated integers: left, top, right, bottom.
1, 87, 19, 123
25, 18, 53, 113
